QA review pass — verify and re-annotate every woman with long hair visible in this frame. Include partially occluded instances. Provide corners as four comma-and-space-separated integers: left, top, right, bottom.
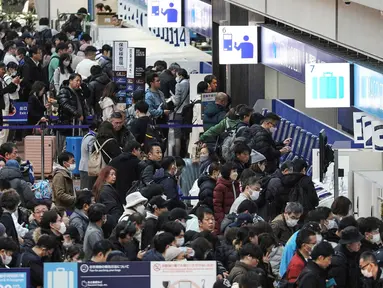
94, 121, 121, 164
53, 53, 74, 92
92, 166, 123, 238
99, 82, 118, 121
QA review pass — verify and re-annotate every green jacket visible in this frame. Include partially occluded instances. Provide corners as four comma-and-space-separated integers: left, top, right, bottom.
48, 52, 60, 82
200, 118, 240, 142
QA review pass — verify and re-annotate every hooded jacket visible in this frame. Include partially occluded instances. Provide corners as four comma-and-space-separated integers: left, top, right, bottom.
69, 208, 89, 241
99, 56, 113, 79
109, 152, 141, 203
280, 173, 319, 213
198, 174, 216, 211
213, 177, 240, 233
52, 163, 75, 211
203, 102, 227, 131
0, 166, 35, 209
88, 73, 110, 114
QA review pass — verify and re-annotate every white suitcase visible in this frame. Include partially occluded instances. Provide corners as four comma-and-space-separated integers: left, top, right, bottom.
47, 267, 74, 288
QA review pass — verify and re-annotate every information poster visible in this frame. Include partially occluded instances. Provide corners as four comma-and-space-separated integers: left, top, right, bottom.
147, 0, 182, 28
114, 71, 128, 110
78, 262, 150, 287
126, 47, 147, 105
150, 261, 216, 288
113, 41, 129, 72
201, 92, 217, 117
0, 268, 29, 288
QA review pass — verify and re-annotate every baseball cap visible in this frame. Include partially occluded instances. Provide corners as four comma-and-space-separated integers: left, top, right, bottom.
21, 32, 34, 39
229, 213, 253, 228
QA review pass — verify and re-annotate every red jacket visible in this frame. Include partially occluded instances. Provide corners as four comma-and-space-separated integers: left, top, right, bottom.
213, 177, 240, 233
286, 251, 307, 283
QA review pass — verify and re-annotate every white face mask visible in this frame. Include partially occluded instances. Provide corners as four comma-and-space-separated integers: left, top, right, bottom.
176, 76, 181, 82
63, 60, 70, 67
371, 233, 381, 244
200, 155, 209, 162
68, 35, 75, 40
326, 219, 337, 230
11, 71, 17, 77
51, 47, 56, 54
361, 268, 373, 278
63, 241, 73, 248
16, 55, 21, 62
316, 234, 323, 243
230, 172, 238, 181
249, 189, 260, 201
176, 237, 185, 247
67, 164, 76, 171
135, 204, 146, 215
286, 217, 299, 228
269, 127, 277, 133
2, 254, 12, 265
59, 222, 66, 234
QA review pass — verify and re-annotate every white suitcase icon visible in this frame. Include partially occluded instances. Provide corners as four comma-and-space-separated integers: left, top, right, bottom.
47, 268, 74, 288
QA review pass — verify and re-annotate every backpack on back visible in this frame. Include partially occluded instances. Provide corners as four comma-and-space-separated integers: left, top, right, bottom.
289, 178, 311, 209
221, 121, 247, 162
35, 29, 53, 46
88, 139, 114, 176
181, 99, 201, 135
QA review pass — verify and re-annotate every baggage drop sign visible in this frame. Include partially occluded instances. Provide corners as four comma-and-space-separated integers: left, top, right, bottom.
305, 63, 352, 108
0, 268, 29, 288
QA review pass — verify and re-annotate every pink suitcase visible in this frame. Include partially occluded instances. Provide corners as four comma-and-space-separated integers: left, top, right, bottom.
24, 136, 56, 175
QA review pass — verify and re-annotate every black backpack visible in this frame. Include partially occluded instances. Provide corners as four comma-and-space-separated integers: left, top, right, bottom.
181, 99, 201, 135
289, 178, 311, 209
144, 119, 166, 152
35, 29, 53, 46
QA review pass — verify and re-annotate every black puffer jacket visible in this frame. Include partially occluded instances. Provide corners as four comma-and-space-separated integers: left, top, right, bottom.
57, 85, 88, 125
115, 126, 136, 148
198, 174, 216, 211
248, 124, 283, 173
280, 173, 319, 213
0, 166, 35, 209
215, 239, 238, 271
87, 73, 110, 114
138, 160, 161, 187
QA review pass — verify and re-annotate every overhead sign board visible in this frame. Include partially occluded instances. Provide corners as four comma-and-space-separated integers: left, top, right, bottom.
147, 0, 182, 28
184, 0, 212, 38
219, 26, 258, 65
305, 63, 351, 108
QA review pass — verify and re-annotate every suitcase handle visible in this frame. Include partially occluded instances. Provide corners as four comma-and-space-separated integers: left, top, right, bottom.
56, 268, 66, 272
322, 72, 333, 77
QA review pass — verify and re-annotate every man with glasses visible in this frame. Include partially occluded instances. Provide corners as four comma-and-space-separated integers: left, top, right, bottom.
359, 217, 383, 254
109, 141, 142, 204
359, 251, 383, 287
249, 112, 291, 174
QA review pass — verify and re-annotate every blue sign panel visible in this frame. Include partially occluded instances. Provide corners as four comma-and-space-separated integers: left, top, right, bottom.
354, 64, 383, 119
44, 263, 78, 288
184, 0, 212, 38
78, 262, 150, 287
261, 27, 346, 83
0, 268, 29, 288
147, 0, 182, 28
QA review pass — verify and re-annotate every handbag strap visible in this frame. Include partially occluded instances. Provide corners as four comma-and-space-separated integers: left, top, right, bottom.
173, 82, 190, 116
95, 138, 114, 162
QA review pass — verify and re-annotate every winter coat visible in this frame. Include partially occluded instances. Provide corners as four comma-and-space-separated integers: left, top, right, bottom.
98, 183, 124, 238
99, 97, 117, 121
213, 177, 240, 234
114, 126, 136, 149
141, 214, 158, 250
362, 268, 383, 288
154, 170, 178, 200
200, 117, 239, 143
297, 260, 327, 288
52, 163, 75, 211
360, 238, 382, 254
328, 244, 361, 288
130, 116, 151, 145
33, 227, 64, 262
142, 248, 165, 261
20, 56, 44, 101
198, 174, 216, 211
203, 102, 227, 131
27, 94, 46, 126
270, 245, 284, 277
69, 208, 89, 241
94, 135, 121, 164
0, 166, 35, 209
84, 222, 104, 261
0, 211, 19, 247
228, 261, 266, 286
286, 251, 307, 283
233, 159, 249, 178
215, 239, 238, 271
159, 69, 176, 99
271, 214, 297, 245
53, 67, 70, 92
99, 56, 113, 79
248, 124, 284, 174
88, 73, 111, 114
138, 160, 161, 187
145, 89, 166, 119
19, 247, 44, 288
172, 78, 190, 114
109, 152, 141, 203
280, 173, 319, 213
56, 85, 88, 125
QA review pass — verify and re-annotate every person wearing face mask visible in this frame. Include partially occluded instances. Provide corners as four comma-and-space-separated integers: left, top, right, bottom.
53, 53, 74, 92
52, 151, 77, 213
83, 203, 107, 261
93, 166, 123, 239
4, 62, 20, 106
69, 190, 93, 241
119, 192, 147, 222
196, 162, 220, 212
360, 251, 383, 288
358, 217, 383, 254
154, 156, 180, 201
271, 202, 303, 245
162, 221, 186, 247
19, 234, 57, 288
248, 112, 291, 174
213, 162, 240, 235
109, 220, 137, 258
0, 237, 18, 268
331, 195, 353, 227
142, 232, 175, 261
297, 241, 335, 288
285, 228, 317, 284
328, 226, 364, 288
48, 42, 69, 83
280, 158, 319, 216
230, 176, 261, 214
62, 225, 81, 250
